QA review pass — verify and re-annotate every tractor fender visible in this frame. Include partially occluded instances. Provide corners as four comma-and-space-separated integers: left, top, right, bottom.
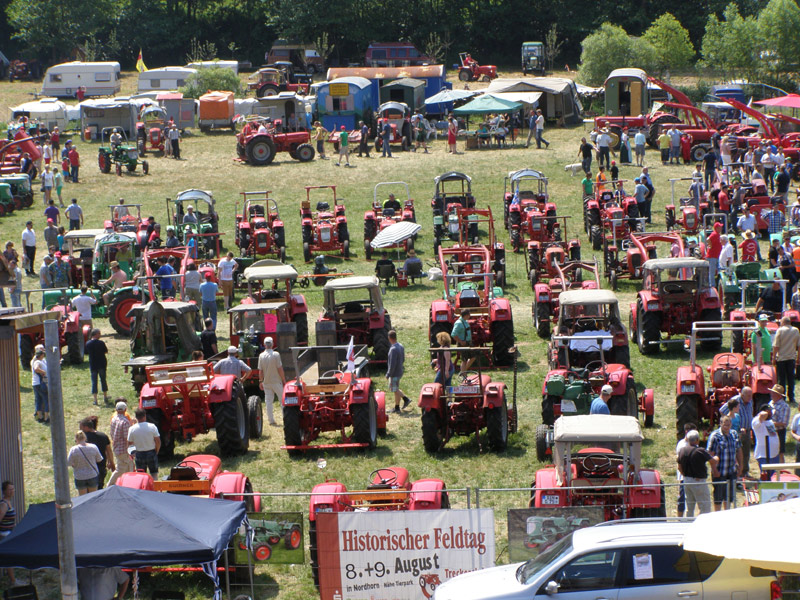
503, 193, 514, 205
282, 381, 301, 408
495, 241, 505, 252
139, 384, 167, 411
430, 299, 453, 323
409, 478, 447, 510
638, 289, 659, 308
605, 371, 628, 395
369, 309, 386, 328
116, 471, 155, 491
785, 309, 800, 323
208, 373, 236, 403
349, 378, 370, 404
489, 297, 513, 321
698, 288, 721, 310
483, 381, 507, 409
211, 472, 250, 500
238, 222, 251, 234
272, 219, 284, 229
533, 283, 552, 303
586, 199, 600, 212
628, 301, 638, 331
676, 364, 705, 397
290, 294, 308, 314
641, 388, 655, 416
82, 323, 92, 343
309, 481, 350, 520
419, 382, 444, 415
335, 215, 347, 225
544, 202, 557, 214
374, 391, 387, 431
750, 364, 777, 395
629, 469, 662, 508
301, 216, 313, 228
532, 468, 567, 508
364, 211, 376, 221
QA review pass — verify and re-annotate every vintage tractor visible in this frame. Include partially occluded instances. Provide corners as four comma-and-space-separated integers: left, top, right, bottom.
105, 203, 149, 245
718, 262, 768, 318
604, 230, 684, 291
419, 347, 517, 453
235, 126, 315, 165
308, 466, 448, 587
237, 259, 309, 340
503, 168, 552, 230
122, 300, 202, 393
17, 306, 88, 368
318, 276, 391, 361
97, 127, 149, 176
244, 517, 303, 561
438, 205, 507, 286
135, 104, 168, 156
167, 189, 220, 249
530, 415, 665, 520
729, 278, 800, 359
532, 261, 601, 339
629, 258, 722, 355
431, 171, 476, 251
429, 245, 514, 366
7, 58, 41, 81
247, 66, 310, 97
586, 184, 643, 251
525, 216, 582, 289
457, 53, 498, 82
363, 181, 417, 259
281, 344, 388, 454
374, 102, 412, 151
235, 191, 285, 263
0, 174, 34, 208
0, 183, 17, 216
138, 360, 256, 457
301, 186, 349, 262
674, 321, 773, 439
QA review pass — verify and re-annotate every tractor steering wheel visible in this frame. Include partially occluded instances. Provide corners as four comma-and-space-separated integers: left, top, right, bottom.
718, 353, 738, 369
663, 282, 684, 294
583, 360, 605, 376
176, 460, 203, 477
458, 371, 479, 384
581, 454, 613, 474
369, 468, 398, 487
574, 317, 602, 331
321, 370, 345, 380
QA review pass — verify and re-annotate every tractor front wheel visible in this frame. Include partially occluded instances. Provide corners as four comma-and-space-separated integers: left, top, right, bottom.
65, 331, 82, 365
142, 160, 149, 175
343, 239, 350, 259
246, 137, 277, 166
213, 380, 250, 456
108, 290, 141, 336
295, 143, 315, 162
615, 344, 631, 369
590, 225, 603, 251
303, 242, 311, 262
491, 318, 514, 366
351, 393, 378, 449
534, 301, 550, 338
485, 391, 509, 452
535, 424, 549, 462
542, 395, 557, 426
247, 395, 263, 439
282, 406, 303, 456
364, 240, 373, 260
285, 526, 302, 550
421, 410, 443, 453
98, 151, 111, 173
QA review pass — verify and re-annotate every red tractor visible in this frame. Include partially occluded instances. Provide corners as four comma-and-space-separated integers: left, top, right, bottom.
431, 171, 477, 251
730, 278, 799, 358
105, 202, 150, 248
530, 415, 665, 520
281, 344, 388, 454
419, 348, 516, 452
532, 260, 601, 339
675, 321, 775, 439
724, 97, 800, 162
374, 102, 413, 151
525, 215, 582, 289
308, 466, 448, 587
235, 125, 315, 166
135, 105, 168, 156
235, 191, 286, 262
247, 67, 310, 97
604, 230, 684, 291
363, 181, 417, 259
429, 245, 514, 367
503, 168, 553, 230
457, 53, 498, 82
300, 185, 350, 262
629, 258, 722, 355
17, 306, 88, 368
443, 205, 507, 287
586, 183, 643, 251
318, 276, 392, 361
138, 361, 257, 457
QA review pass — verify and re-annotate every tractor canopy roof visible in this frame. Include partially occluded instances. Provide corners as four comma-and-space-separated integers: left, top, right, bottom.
140, 105, 167, 120
434, 171, 472, 186
174, 189, 215, 209
605, 68, 647, 84
558, 289, 619, 307
378, 101, 410, 116
94, 232, 137, 247
508, 168, 546, 182
373, 181, 411, 203
243, 259, 298, 282
64, 229, 107, 243
128, 301, 199, 318
229, 301, 287, 314
323, 275, 380, 291
642, 257, 709, 272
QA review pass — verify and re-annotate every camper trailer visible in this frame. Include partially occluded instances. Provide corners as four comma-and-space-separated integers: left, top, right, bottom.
10, 99, 69, 131
137, 67, 197, 93
40, 61, 121, 98
185, 60, 239, 75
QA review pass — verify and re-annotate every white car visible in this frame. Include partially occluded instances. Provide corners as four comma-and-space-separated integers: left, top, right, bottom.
434, 520, 777, 600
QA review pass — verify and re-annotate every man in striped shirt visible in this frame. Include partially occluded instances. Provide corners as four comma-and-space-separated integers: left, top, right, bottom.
707, 416, 742, 510
107, 401, 133, 486
721, 386, 754, 477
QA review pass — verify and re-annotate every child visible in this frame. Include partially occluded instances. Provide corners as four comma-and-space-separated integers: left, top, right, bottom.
61, 156, 70, 180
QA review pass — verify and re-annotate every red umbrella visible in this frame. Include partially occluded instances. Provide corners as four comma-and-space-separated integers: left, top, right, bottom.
754, 94, 800, 109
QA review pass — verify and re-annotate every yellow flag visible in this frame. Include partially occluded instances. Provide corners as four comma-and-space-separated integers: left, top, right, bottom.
136, 49, 147, 73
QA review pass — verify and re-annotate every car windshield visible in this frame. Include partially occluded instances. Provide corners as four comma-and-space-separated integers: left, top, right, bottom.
516, 534, 573, 585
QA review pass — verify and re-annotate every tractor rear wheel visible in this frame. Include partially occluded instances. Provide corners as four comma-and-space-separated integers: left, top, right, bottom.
638, 306, 661, 355
108, 290, 141, 336
691, 145, 708, 163
458, 70, 470, 82
534, 301, 550, 338
285, 525, 302, 550
535, 424, 549, 462
352, 394, 377, 449
246, 137, 277, 166
295, 143, 315, 162
615, 344, 631, 369
247, 395, 263, 439
626, 381, 638, 418
19, 335, 33, 368
699, 308, 722, 351
491, 318, 514, 366
486, 391, 509, 452
98, 151, 111, 173
147, 408, 175, 460
213, 381, 250, 456
676, 394, 699, 438
257, 84, 280, 98
732, 329, 743, 353
421, 410, 443, 453
590, 225, 603, 250
364, 240, 373, 260
292, 312, 309, 345
303, 242, 311, 262
65, 331, 82, 365
372, 322, 391, 361
282, 406, 303, 456
542, 395, 557, 426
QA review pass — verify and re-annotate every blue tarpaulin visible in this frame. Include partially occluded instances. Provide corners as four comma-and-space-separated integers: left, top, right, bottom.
0, 485, 246, 569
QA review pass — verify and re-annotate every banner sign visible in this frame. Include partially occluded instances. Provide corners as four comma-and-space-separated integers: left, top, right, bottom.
317, 509, 495, 600
232, 512, 304, 565
507, 507, 603, 562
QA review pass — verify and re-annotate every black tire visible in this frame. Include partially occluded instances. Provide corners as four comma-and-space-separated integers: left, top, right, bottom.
529, 268, 538, 290
273, 226, 285, 249
691, 145, 708, 163
282, 406, 302, 456
293, 312, 309, 345
364, 241, 373, 260
458, 69, 471, 82
338, 221, 350, 242
542, 395, 557, 426
309, 519, 320, 588
587, 208, 600, 232
699, 309, 722, 351
303, 242, 311, 262
295, 143, 315, 162
302, 224, 312, 244
491, 319, 514, 366
421, 410, 443, 453
108, 290, 141, 336
615, 344, 631, 369
142, 160, 149, 175
343, 239, 350, 259
638, 306, 661, 355
137, 138, 146, 156
645, 411, 654, 428
147, 408, 175, 460
247, 395, 263, 439
98, 151, 111, 173
401, 136, 409, 152
535, 424, 549, 462
246, 137, 276, 166
212, 380, 250, 456
590, 225, 603, 251
510, 228, 521, 252
372, 323, 391, 361
610, 269, 618, 291
570, 245, 581, 261
534, 302, 550, 338
257, 84, 280, 97
732, 329, 743, 354
625, 381, 638, 418
676, 394, 699, 438
66, 331, 82, 365
116, 163, 122, 176
351, 393, 377, 449
126, 162, 136, 173
486, 392, 508, 452
19, 335, 33, 368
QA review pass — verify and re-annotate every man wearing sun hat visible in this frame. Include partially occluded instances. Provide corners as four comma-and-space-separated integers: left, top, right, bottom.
768, 383, 791, 462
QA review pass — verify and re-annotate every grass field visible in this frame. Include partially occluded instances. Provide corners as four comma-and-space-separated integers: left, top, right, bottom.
0, 70, 785, 599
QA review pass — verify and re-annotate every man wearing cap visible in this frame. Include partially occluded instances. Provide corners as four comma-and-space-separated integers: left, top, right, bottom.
200, 271, 218, 327
43, 217, 59, 251
182, 206, 198, 225
752, 403, 780, 477
751, 314, 773, 363
590, 385, 612, 415
214, 346, 252, 379
99, 261, 126, 307
773, 317, 800, 405
336, 125, 350, 167
706, 415, 742, 510
258, 337, 284, 426
706, 222, 722, 286
107, 402, 133, 486
768, 383, 790, 462
110, 128, 122, 148
48, 251, 71, 289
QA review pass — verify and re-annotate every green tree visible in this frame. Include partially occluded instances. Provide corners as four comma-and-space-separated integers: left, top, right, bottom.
577, 22, 657, 86
700, 3, 760, 80
643, 13, 695, 75
180, 66, 241, 99
756, 0, 800, 75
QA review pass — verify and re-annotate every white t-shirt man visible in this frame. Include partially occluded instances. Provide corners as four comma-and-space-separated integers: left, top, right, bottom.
31, 357, 46, 386
71, 293, 97, 321
217, 257, 236, 281
127, 421, 160, 452
752, 416, 779, 460
535, 114, 544, 131
719, 240, 735, 270
596, 132, 611, 148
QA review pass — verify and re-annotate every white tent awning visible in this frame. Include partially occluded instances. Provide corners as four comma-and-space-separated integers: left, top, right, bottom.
487, 91, 542, 106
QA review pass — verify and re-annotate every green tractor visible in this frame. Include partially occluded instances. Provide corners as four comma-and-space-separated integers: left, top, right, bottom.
166, 189, 221, 256
0, 183, 16, 216
718, 262, 778, 318
0, 174, 34, 208
97, 127, 150, 176
244, 518, 303, 561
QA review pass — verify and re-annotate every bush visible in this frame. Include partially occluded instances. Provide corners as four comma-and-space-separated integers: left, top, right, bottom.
180, 66, 241, 99
578, 22, 659, 87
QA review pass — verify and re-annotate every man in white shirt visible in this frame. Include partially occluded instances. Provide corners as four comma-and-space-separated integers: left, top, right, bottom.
752, 404, 780, 478
127, 408, 161, 475
718, 235, 735, 273
113, 198, 129, 220
21, 221, 36, 276
216, 251, 237, 310
596, 129, 612, 169
71, 286, 97, 327
182, 206, 198, 225
258, 337, 285, 427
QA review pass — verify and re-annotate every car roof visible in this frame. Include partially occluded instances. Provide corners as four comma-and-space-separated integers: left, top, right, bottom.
243, 259, 298, 281
553, 415, 643, 442
323, 275, 379, 290
643, 257, 708, 270
572, 520, 690, 552
559, 289, 618, 306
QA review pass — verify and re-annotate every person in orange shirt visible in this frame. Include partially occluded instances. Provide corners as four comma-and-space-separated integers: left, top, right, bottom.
595, 165, 608, 192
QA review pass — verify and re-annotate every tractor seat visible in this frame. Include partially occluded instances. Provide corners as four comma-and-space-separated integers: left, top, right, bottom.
169, 466, 199, 481
458, 288, 481, 308
316, 201, 330, 212
249, 205, 265, 218
343, 301, 364, 314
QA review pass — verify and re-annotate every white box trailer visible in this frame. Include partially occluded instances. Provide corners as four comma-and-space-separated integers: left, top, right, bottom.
137, 67, 197, 93
40, 61, 121, 98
